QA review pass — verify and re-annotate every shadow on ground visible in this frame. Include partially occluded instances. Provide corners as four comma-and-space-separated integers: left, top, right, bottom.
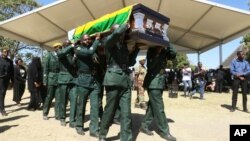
0, 125, 18, 133
0, 115, 29, 123
221, 104, 233, 112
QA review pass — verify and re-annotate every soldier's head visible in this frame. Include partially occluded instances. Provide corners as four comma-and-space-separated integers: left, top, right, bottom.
1, 47, 9, 58
63, 39, 72, 48
53, 42, 62, 51
80, 34, 92, 47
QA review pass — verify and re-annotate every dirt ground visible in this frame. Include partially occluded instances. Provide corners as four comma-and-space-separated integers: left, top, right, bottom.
0, 89, 249, 141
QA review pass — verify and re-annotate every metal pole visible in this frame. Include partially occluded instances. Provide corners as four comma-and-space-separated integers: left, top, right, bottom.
40, 45, 44, 61
219, 41, 223, 65
198, 51, 200, 63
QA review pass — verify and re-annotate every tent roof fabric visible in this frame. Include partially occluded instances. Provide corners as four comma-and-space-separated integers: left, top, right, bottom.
0, 0, 250, 52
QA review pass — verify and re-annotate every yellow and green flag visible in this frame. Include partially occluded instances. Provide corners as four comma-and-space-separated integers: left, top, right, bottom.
72, 5, 133, 41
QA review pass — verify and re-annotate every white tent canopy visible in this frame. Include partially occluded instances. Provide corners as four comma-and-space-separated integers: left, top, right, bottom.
0, 0, 250, 52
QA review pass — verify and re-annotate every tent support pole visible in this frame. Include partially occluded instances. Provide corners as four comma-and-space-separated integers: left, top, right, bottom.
198, 51, 200, 63
219, 40, 223, 66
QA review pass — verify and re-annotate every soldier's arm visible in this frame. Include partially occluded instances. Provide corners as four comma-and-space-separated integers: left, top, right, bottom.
165, 43, 176, 60
57, 46, 75, 66
75, 39, 100, 56
128, 46, 140, 66
146, 48, 158, 71
43, 53, 50, 85
57, 45, 74, 59
103, 24, 129, 50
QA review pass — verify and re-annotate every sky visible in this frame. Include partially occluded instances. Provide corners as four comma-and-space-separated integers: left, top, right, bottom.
37, 0, 250, 69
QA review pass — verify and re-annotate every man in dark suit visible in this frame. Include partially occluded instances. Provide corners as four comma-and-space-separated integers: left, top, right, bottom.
140, 44, 177, 141
99, 23, 139, 141
0, 48, 14, 116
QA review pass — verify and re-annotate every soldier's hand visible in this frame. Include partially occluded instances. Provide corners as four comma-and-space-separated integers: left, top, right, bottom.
95, 32, 101, 40
239, 76, 245, 80
126, 23, 130, 29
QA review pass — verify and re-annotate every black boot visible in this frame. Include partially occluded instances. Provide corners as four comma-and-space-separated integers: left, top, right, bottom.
139, 127, 154, 136
160, 133, 176, 141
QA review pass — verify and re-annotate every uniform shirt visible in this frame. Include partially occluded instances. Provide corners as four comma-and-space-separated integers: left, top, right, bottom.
230, 58, 250, 76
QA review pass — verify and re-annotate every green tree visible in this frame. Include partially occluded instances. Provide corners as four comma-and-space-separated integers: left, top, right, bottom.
0, 0, 41, 60
244, 0, 250, 62
166, 53, 189, 69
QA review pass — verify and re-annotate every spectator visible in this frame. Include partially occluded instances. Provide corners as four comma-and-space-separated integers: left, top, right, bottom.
215, 65, 225, 93
134, 59, 147, 109
230, 51, 250, 112
181, 63, 192, 97
13, 58, 27, 106
27, 57, 43, 111
0, 48, 14, 116
189, 62, 207, 100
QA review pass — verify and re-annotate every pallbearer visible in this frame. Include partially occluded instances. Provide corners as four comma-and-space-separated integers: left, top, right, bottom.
43, 43, 61, 120
140, 44, 177, 141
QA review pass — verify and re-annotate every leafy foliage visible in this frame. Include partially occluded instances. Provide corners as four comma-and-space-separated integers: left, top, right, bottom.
0, 0, 41, 60
166, 53, 189, 69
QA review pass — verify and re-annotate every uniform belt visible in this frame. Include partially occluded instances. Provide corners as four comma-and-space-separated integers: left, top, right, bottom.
78, 70, 92, 74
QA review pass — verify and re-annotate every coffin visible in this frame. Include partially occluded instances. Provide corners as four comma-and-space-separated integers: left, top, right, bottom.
68, 3, 170, 49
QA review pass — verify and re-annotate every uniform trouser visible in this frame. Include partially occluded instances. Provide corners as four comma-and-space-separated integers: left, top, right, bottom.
43, 85, 59, 118
141, 89, 169, 136
69, 87, 77, 124
58, 84, 71, 120
232, 78, 248, 110
99, 86, 104, 119
89, 83, 101, 133
99, 86, 132, 141
0, 78, 9, 112
75, 84, 99, 134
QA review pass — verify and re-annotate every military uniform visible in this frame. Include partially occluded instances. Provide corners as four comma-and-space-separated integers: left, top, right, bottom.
91, 52, 106, 120
57, 46, 75, 125
99, 24, 139, 141
57, 45, 77, 127
140, 45, 176, 141
71, 39, 100, 135
43, 50, 60, 119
